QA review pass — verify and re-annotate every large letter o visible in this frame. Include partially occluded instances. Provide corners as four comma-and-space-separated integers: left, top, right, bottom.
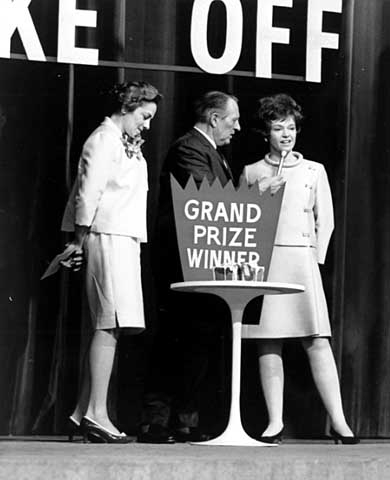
191, 0, 243, 74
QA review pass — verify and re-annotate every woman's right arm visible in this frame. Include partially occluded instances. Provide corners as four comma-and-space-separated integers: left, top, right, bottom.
243, 164, 285, 194
238, 166, 249, 186
63, 131, 113, 270
258, 176, 285, 194
75, 132, 113, 227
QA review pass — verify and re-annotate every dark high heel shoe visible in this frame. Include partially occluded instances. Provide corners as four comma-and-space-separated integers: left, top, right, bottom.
80, 416, 132, 444
330, 427, 360, 445
67, 416, 81, 442
260, 428, 284, 444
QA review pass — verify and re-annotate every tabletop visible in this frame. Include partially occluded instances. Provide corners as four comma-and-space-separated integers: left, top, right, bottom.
170, 280, 305, 296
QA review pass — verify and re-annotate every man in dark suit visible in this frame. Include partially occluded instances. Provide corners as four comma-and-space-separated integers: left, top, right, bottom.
138, 92, 240, 443
166, 91, 239, 187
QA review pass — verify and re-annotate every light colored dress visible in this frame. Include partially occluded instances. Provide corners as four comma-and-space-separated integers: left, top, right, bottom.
62, 117, 148, 331
241, 152, 334, 339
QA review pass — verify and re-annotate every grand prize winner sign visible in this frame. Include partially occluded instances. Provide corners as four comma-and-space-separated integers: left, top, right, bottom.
171, 175, 285, 282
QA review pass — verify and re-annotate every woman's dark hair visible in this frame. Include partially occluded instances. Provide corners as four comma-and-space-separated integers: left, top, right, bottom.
106, 81, 163, 115
254, 93, 303, 137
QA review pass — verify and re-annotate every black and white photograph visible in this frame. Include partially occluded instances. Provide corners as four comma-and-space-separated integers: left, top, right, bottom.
0, 1, 389, 479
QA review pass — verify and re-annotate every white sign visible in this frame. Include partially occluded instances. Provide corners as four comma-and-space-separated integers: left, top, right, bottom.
190, 0, 342, 82
0, 0, 98, 65
0, 0, 342, 82
191, 0, 243, 75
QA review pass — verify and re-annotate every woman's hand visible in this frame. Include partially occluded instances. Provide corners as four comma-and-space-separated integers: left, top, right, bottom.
60, 243, 84, 272
60, 224, 89, 271
258, 175, 286, 195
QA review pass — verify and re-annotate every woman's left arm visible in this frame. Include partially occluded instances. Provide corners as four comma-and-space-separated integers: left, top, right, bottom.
314, 164, 335, 264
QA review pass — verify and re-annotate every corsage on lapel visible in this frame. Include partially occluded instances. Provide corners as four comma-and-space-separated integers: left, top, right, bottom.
121, 133, 145, 160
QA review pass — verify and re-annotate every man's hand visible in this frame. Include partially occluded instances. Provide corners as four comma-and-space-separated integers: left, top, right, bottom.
258, 175, 286, 195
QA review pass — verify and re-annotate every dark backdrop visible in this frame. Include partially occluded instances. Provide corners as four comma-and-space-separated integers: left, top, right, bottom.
0, 0, 388, 438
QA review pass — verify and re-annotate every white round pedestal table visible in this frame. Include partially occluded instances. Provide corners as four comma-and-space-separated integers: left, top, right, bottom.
170, 280, 305, 447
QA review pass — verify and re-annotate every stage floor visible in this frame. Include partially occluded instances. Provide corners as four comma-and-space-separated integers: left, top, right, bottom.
0, 437, 389, 480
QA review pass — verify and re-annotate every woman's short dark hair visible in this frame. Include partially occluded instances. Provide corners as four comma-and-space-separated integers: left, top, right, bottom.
193, 91, 238, 123
254, 93, 303, 137
106, 81, 163, 114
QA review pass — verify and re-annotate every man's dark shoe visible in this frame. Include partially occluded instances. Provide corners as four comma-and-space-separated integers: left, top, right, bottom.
174, 427, 211, 443
137, 424, 175, 444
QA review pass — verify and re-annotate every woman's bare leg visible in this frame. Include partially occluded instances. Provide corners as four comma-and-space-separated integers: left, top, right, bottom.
257, 339, 284, 436
302, 337, 353, 436
70, 370, 90, 424
84, 328, 121, 434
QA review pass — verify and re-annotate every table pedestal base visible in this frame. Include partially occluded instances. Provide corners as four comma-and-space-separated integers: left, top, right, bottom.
171, 281, 304, 448
191, 426, 275, 447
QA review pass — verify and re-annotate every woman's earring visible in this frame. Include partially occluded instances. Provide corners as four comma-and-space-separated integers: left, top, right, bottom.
264, 138, 268, 142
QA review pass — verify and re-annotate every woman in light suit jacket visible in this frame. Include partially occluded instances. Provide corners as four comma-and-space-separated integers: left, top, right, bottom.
61, 82, 162, 443
241, 94, 358, 444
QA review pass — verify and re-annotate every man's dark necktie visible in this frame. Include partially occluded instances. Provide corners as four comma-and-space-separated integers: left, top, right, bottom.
218, 151, 233, 180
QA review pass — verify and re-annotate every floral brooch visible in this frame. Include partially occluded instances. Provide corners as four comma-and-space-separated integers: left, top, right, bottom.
121, 133, 145, 160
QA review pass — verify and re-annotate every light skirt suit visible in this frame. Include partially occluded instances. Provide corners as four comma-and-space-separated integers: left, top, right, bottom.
62, 117, 148, 331
241, 152, 334, 339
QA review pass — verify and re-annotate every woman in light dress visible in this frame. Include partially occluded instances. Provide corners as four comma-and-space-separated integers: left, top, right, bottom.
61, 82, 162, 443
241, 94, 358, 444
